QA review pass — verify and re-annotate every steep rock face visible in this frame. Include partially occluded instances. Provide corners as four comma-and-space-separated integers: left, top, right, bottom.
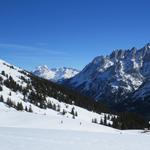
32, 66, 79, 82
65, 43, 150, 104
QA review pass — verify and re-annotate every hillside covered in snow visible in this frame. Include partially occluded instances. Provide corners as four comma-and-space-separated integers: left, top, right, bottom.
0, 59, 117, 127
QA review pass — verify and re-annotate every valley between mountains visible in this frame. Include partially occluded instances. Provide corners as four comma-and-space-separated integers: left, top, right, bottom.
1, 43, 150, 150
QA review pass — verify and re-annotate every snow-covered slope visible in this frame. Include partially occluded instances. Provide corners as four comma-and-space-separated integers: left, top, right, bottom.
32, 65, 79, 82
0, 107, 149, 150
65, 43, 150, 104
0, 58, 115, 128
0, 102, 115, 132
0, 100, 149, 150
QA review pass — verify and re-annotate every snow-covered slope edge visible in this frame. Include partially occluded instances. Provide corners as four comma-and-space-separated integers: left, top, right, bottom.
32, 65, 79, 82
0, 102, 116, 133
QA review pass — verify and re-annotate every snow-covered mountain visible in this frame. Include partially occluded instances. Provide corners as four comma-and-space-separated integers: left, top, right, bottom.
0, 59, 115, 127
0, 58, 148, 128
0, 61, 149, 150
32, 65, 79, 82
64, 43, 150, 105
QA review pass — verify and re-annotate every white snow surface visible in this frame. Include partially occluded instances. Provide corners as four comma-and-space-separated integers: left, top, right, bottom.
0, 103, 150, 150
32, 65, 79, 82
0, 106, 150, 150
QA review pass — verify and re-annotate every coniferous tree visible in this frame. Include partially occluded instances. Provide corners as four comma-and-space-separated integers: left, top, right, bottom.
62, 109, 66, 115
72, 114, 75, 119
29, 105, 33, 113
0, 95, 4, 102
6, 98, 13, 107
25, 106, 28, 112
100, 118, 103, 125
0, 76, 3, 82
71, 107, 75, 116
52, 103, 56, 111
0, 86, 2, 91
107, 115, 110, 120
107, 123, 112, 127
17, 102, 23, 111
9, 92, 11, 96
57, 104, 61, 112
47, 101, 52, 109
1, 71, 5, 76
104, 115, 107, 125
75, 111, 78, 117
92, 118, 98, 124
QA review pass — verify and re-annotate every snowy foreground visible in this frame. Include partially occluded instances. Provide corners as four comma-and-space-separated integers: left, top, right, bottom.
0, 106, 150, 150
1, 127, 150, 150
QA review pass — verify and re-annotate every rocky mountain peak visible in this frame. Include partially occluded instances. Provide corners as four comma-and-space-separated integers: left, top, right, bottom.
64, 43, 150, 104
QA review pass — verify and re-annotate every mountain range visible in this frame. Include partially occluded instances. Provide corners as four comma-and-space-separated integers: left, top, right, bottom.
0, 58, 148, 129
29, 43, 150, 117
62, 43, 150, 117
32, 65, 79, 82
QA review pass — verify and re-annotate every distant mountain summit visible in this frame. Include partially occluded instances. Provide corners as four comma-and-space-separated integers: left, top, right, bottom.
64, 43, 150, 106
32, 65, 79, 82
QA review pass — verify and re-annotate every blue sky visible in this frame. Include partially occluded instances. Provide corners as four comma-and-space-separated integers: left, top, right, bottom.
0, 0, 150, 70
